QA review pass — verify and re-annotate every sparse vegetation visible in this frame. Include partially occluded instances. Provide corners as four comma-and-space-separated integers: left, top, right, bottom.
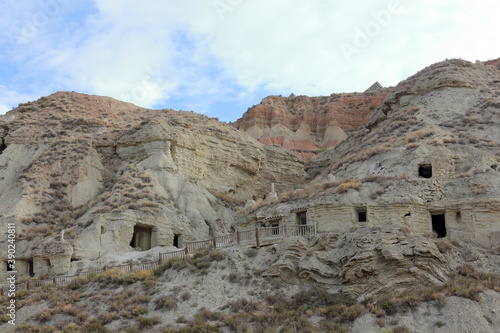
4, 242, 500, 333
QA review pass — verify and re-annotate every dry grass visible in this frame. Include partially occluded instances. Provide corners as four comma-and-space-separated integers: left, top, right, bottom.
208, 190, 247, 207
241, 172, 411, 214
471, 183, 487, 195
4, 252, 500, 333
11, 92, 229, 246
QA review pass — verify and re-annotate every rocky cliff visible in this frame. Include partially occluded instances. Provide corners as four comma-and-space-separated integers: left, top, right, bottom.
241, 58, 500, 251
232, 90, 389, 160
0, 92, 305, 277
264, 228, 458, 297
484, 58, 500, 70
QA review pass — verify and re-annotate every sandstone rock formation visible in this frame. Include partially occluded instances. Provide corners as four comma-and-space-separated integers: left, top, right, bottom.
232, 90, 389, 160
484, 58, 500, 70
241, 59, 500, 251
0, 92, 305, 278
351, 290, 500, 333
264, 228, 458, 297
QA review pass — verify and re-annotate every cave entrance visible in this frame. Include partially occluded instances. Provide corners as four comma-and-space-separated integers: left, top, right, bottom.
28, 259, 34, 277
419, 164, 433, 178
295, 211, 307, 235
130, 225, 153, 251
431, 213, 446, 238
355, 208, 368, 223
296, 212, 307, 226
0, 141, 5, 155
173, 234, 184, 248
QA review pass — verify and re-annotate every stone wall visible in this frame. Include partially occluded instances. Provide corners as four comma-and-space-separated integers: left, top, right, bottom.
474, 202, 500, 249
254, 199, 500, 250
434, 158, 455, 180
307, 204, 354, 232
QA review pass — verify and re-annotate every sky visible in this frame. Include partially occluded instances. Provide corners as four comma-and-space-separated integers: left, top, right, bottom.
0, 0, 499, 122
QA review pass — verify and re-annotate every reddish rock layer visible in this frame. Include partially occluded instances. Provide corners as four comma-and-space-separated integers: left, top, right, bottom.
484, 58, 500, 71
232, 90, 390, 160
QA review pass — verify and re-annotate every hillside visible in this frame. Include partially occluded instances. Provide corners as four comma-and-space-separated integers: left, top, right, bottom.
1, 58, 500, 332
232, 90, 389, 160
0, 92, 305, 278
239, 58, 500, 250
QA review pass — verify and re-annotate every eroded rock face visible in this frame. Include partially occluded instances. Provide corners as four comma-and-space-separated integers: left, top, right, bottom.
0, 92, 306, 273
232, 91, 389, 160
116, 116, 306, 200
351, 290, 500, 333
264, 228, 458, 297
33, 239, 74, 276
484, 58, 500, 71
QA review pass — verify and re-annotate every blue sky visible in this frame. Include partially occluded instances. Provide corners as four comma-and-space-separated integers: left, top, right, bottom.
1, 0, 499, 122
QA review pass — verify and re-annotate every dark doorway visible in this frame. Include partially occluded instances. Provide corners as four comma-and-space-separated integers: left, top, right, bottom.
432, 214, 446, 238
296, 212, 307, 225
356, 208, 367, 222
129, 233, 136, 247
29, 259, 34, 277
419, 164, 432, 178
173, 234, 184, 248
130, 225, 152, 250
0, 141, 6, 155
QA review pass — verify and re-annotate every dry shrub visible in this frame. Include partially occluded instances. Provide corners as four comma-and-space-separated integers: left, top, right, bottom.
155, 296, 177, 310
406, 142, 421, 149
399, 226, 410, 234
435, 239, 453, 253
250, 198, 264, 210
424, 231, 437, 239
403, 129, 434, 143
337, 179, 361, 193
471, 183, 487, 195
137, 315, 161, 329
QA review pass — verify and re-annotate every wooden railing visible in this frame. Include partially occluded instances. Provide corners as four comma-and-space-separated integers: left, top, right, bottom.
159, 249, 186, 263
0, 224, 316, 296
238, 229, 257, 245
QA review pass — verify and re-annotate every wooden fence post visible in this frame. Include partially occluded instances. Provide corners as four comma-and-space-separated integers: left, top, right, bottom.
129, 263, 133, 272
1, 286, 3, 296
284, 225, 287, 237
255, 228, 260, 248
185, 245, 189, 257
158, 254, 162, 265
213, 237, 217, 249
236, 231, 240, 245
53, 277, 56, 285
26, 281, 30, 290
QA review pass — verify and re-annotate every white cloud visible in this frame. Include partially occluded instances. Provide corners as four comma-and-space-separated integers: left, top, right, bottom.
1, 0, 500, 119
0, 105, 10, 115
0, 87, 36, 114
